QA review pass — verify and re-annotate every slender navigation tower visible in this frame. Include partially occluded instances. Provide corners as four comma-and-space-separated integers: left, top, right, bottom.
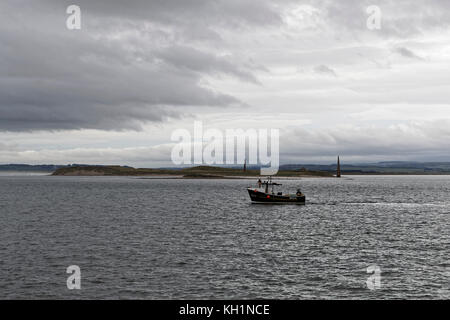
336, 156, 341, 178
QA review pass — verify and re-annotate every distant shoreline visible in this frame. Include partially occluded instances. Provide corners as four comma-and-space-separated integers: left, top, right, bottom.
50, 165, 334, 178
133, 174, 449, 179
2, 172, 450, 178
49, 165, 450, 178
3, 162, 450, 177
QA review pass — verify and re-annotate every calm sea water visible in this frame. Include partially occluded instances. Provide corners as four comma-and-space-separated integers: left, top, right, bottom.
0, 175, 449, 299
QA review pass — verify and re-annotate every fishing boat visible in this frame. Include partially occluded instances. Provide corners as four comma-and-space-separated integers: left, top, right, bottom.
247, 177, 306, 204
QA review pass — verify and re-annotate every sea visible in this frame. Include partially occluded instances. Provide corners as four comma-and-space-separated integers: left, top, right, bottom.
0, 174, 448, 299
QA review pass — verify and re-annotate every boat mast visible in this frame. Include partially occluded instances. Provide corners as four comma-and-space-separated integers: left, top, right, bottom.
264, 177, 269, 193
336, 156, 341, 178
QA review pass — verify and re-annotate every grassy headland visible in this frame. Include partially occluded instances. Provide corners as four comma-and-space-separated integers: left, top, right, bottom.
51, 165, 333, 178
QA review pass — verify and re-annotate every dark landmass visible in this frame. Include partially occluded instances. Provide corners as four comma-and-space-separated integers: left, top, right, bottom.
280, 162, 450, 175
0, 163, 126, 173
0, 164, 65, 172
52, 165, 333, 178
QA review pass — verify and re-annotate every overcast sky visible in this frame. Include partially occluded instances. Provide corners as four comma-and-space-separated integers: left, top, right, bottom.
1, 0, 450, 166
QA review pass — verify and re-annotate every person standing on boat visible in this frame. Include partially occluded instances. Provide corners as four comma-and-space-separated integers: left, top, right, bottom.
258, 178, 262, 188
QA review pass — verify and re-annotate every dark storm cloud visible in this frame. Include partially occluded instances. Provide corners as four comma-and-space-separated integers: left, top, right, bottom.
0, 0, 284, 131
154, 46, 260, 84
2, 0, 450, 132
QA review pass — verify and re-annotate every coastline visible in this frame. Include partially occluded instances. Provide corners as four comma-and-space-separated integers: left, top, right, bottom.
50, 165, 335, 178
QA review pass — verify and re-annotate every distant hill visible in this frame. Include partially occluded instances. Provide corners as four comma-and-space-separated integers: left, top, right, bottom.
0, 164, 130, 173
280, 162, 450, 175
0, 164, 66, 172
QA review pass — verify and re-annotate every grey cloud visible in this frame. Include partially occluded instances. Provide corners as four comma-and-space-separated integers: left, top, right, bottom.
3, 119, 450, 166
280, 120, 450, 161
394, 47, 424, 60
0, 142, 18, 151
305, 0, 450, 38
154, 46, 260, 84
313, 65, 337, 77
75, 0, 285, 30
1, 0, 450, 138
0, 0, 277, 132
0, 144, 175, 167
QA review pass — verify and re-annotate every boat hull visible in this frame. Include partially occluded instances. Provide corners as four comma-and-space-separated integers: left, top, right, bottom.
247, 188, 305, 204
